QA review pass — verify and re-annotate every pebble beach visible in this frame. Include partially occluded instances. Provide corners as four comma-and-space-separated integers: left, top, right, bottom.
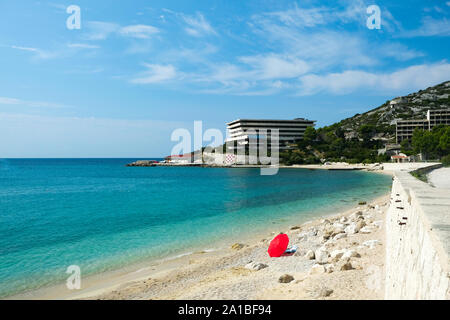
67, 194, 391, 300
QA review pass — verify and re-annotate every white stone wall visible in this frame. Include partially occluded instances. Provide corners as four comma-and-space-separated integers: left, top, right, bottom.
385, 174, 449, 299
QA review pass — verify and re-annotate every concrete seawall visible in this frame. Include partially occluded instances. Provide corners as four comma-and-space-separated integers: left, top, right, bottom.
385, 170, 450, 299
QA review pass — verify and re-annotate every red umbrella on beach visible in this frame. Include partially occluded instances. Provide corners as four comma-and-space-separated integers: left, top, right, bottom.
268, 233, 289, 257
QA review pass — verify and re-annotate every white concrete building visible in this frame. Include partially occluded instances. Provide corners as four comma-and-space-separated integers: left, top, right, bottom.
396, 109, 450, 143
226, 118, 316, 151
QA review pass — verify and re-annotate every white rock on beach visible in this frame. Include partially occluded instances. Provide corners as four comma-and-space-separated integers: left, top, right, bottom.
331, 225, 345, 236
297, 232, 308, 241
359, 226, 373, 234
310, 264, 326, 275
325, 264, 334, 273
245, 262, 268, 271
345, 223, 360, 235
373, 220, 383, 228
305, 250, 315, 260
342, 250, 361, 259
350, 211, 363, 221
362, 240, 380, 249
337, 260, 353, 271
323, 239, 336, 247
315, 248, 329, 264
334, 233, 347, 240
333, 222, 345, 229
330, 249, 346, 261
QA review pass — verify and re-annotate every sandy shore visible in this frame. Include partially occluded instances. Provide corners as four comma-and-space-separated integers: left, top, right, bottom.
22, 191, 388, 300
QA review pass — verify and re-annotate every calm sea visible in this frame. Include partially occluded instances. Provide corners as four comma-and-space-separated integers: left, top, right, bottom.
0, 158, 392, 297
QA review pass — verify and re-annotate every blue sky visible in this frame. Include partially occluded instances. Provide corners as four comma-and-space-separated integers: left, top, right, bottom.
0, 0, 449, 157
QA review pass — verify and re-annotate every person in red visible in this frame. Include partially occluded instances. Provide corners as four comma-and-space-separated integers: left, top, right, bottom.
267, 233, 290, 257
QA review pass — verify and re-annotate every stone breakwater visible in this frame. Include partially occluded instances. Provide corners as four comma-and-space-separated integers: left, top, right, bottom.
385, 171, 450, 299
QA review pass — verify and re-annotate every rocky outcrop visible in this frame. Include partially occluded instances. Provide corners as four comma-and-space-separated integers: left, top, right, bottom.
126, 160, 157, 167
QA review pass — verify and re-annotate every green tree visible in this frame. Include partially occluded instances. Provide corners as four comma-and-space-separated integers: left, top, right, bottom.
438, 126, 450, 156
358, 124, 375, 141
400, 139, 413, 155
303, 126, 317, 144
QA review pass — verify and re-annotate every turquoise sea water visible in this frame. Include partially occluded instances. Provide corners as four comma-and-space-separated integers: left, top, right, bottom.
0, 159, 392, 297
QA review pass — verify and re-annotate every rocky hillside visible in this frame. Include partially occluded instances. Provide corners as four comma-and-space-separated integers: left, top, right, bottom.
280, 80, 450, 165
335, 80, 450, 142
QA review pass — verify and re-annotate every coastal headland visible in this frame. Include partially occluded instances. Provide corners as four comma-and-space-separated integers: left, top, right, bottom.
126, 160, 380, 171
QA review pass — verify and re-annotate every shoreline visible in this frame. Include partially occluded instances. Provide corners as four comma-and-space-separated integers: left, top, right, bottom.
8, 182, 392, 300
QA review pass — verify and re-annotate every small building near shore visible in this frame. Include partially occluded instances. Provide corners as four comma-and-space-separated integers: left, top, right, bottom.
165, 153, 194, 164
391, 153, 410, 163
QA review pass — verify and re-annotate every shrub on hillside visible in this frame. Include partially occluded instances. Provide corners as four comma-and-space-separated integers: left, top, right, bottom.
441, 155, 450, 167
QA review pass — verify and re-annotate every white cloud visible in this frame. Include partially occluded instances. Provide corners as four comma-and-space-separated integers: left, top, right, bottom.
250, 15, 377, 69
67, 43, 100, 49
267, 5, 328, 28
239, 54, 310, 80
0, 97, 21, 105
119, 24, 160, 39
84, 21, 120, 40
0, 96, 69, 108
191, 55, 307, 96
297, 62, 450, 95
182, 12, 217, 37
9, 45, 55, 59
401, 17, 450, 37
379, 43, 424, 61
257, 1, 384, 29
85, 22, 160, 41
131, 64, 177, 84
